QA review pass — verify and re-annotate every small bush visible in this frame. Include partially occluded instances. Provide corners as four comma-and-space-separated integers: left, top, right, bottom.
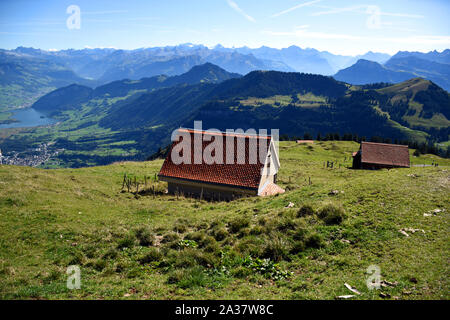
135, 226, 155, 246
305, 233, 325, 249
276, 217, 297, 231
195, 222, 209, 230
292, 227, 308, 241
250, 225, 264, 235
262, 235, 290, 262
102, 248, 118, 260
185, 231, 206, 243
167, 269, 184, 284
199, 235, 217, 249
211, 228, 228, 241
228, 216, 250, 234
297, 204, 315, 217
117, 235, 135, 249
317, 204, 345, 225
115, 262, 127, 273
93, 259, 107, 271
236, 237, 264, 257
172, 249, 218, 269
83, 245, 98, 259
204, 241, 221, 255
161, 232, 180, 244
290, 240, 306, 255
138, 248, 163, 264
232, 266, 252, 278
173, 219, 188, 233
168, 267, 209, 289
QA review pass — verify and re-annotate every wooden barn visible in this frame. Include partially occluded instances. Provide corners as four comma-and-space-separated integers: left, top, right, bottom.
158, 128, 284, 200
352, 141, 410, 169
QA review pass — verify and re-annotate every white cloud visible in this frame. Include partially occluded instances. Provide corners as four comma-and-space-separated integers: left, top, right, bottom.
311, 5, 365, 16
226, 0, 256, 23
272, 0, 322, 18
311, 5, 424, 18
82, 10, 128, 15
262, 26, 450, 46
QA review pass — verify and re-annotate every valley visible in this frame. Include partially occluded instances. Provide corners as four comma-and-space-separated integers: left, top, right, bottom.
0, 46, 449, 169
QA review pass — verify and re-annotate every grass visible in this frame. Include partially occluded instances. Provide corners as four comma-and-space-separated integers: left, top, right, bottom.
239, 93, 328, 108
0, 141, 449, 300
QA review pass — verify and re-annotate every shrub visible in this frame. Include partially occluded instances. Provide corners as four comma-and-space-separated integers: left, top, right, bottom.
231, 266, 252, 278
204, 241, 221, 255
115, 262, 127, 273
297, 204, 315, 217
290, 240, 306, 255
236, 237, 264, 257
168, 267, 208, 289
138, 248, 163, 264
292, 226, 308, 241
93, 259, 107, 271
317, 204, 345, 225
161, 232, 180, 244
228, 216, 250, 233
305, 233, 325, 249
172, 249, 218, 269
276, 217, 297, 231
102, 248, 118, 260
262, 235, 290, 262
173, 219, 188, 233
258, 217, 268, 226
195, 221, 209, 230
117, 235, 135, 249
84, 245, 98, 259
185, 231, 206, 244
199, 235, 217, 249
135, 226, 154, 246
211, 228, 228, 241
167, 269, 184, 284
250, 225, 264, 235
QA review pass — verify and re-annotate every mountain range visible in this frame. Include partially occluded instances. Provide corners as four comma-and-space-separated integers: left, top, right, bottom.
0, 62, 442, 167
1, 45, 449, 114
335, 49, 450, 91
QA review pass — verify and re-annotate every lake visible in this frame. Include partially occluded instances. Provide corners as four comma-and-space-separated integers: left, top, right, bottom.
0, 108, 56, 129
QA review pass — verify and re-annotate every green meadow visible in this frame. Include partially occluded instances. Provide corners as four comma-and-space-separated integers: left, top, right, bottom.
0, 141, 448, 299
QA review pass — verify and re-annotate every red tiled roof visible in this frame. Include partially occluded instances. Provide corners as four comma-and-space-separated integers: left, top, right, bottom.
360, 141, 410, 167
158, 129, 272, 189
296, 140, 314, 144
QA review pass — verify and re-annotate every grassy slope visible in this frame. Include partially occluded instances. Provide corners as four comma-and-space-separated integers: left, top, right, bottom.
0, 141, 449, 300
377, 78, 450, 130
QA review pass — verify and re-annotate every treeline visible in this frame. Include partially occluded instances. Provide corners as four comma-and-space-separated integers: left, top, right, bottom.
280, 132, 450, 158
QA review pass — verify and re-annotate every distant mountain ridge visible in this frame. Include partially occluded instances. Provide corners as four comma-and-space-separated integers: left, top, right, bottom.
333, 49, 450, 91
334, 59, 416, 85
32, 63, 241, 114
4, 62, 449, 168
1, 44, 448, 114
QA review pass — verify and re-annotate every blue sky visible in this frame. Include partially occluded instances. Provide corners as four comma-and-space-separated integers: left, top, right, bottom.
0, 0, 449, 55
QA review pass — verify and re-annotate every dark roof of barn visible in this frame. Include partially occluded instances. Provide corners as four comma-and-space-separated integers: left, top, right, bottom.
158, 129, 272, 189
359, 141, 410, 167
